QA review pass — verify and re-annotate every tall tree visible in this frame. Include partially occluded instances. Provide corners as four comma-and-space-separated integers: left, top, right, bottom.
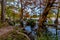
1, 0, 6, 22
38, 0, 56, 34
19, 0, 24, 27
20, 0, 23, 20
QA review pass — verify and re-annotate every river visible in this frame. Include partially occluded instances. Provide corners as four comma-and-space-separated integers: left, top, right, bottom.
15, 17, 60, 40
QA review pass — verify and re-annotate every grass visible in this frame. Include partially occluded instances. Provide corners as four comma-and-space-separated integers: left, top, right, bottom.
0, 21, 9, 28
0, 30, 29, 40
37, 30, 59, 40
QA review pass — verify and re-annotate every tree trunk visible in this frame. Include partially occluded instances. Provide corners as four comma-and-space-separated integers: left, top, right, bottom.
1, 0, 6, 22
20, 0, 23, 27
38, 0, 55, 33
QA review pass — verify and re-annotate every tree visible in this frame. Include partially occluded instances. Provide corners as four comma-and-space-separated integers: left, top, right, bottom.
38, 0, 56, 35
25, 12, 30, 18
1, 0, 6, 22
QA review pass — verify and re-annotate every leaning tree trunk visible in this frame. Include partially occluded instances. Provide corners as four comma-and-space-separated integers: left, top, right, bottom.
1, 0, 6, 22
38, 0, 56, 34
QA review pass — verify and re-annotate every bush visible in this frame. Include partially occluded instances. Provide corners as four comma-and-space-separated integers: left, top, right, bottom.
26, 19, 36, 28
0, 22, 9, 28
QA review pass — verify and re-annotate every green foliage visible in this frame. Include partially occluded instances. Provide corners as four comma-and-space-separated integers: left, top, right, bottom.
6, 6, 20, 21
8, 21, 15, 26
26, 19, 36, 27
37, 31, 59, 40
0, 21, 9, 28
6, 7, 13, 17
0, 31, 29, 40
31, 14, 38, 18
48, 20, 53, 24
37, 36, 47, 40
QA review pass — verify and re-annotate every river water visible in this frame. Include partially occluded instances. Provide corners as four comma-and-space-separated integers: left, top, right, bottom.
15, 17, 60, 40
25, 18, 60, 40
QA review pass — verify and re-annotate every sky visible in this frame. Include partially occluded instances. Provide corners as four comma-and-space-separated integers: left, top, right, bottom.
6, 0, 60, 16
